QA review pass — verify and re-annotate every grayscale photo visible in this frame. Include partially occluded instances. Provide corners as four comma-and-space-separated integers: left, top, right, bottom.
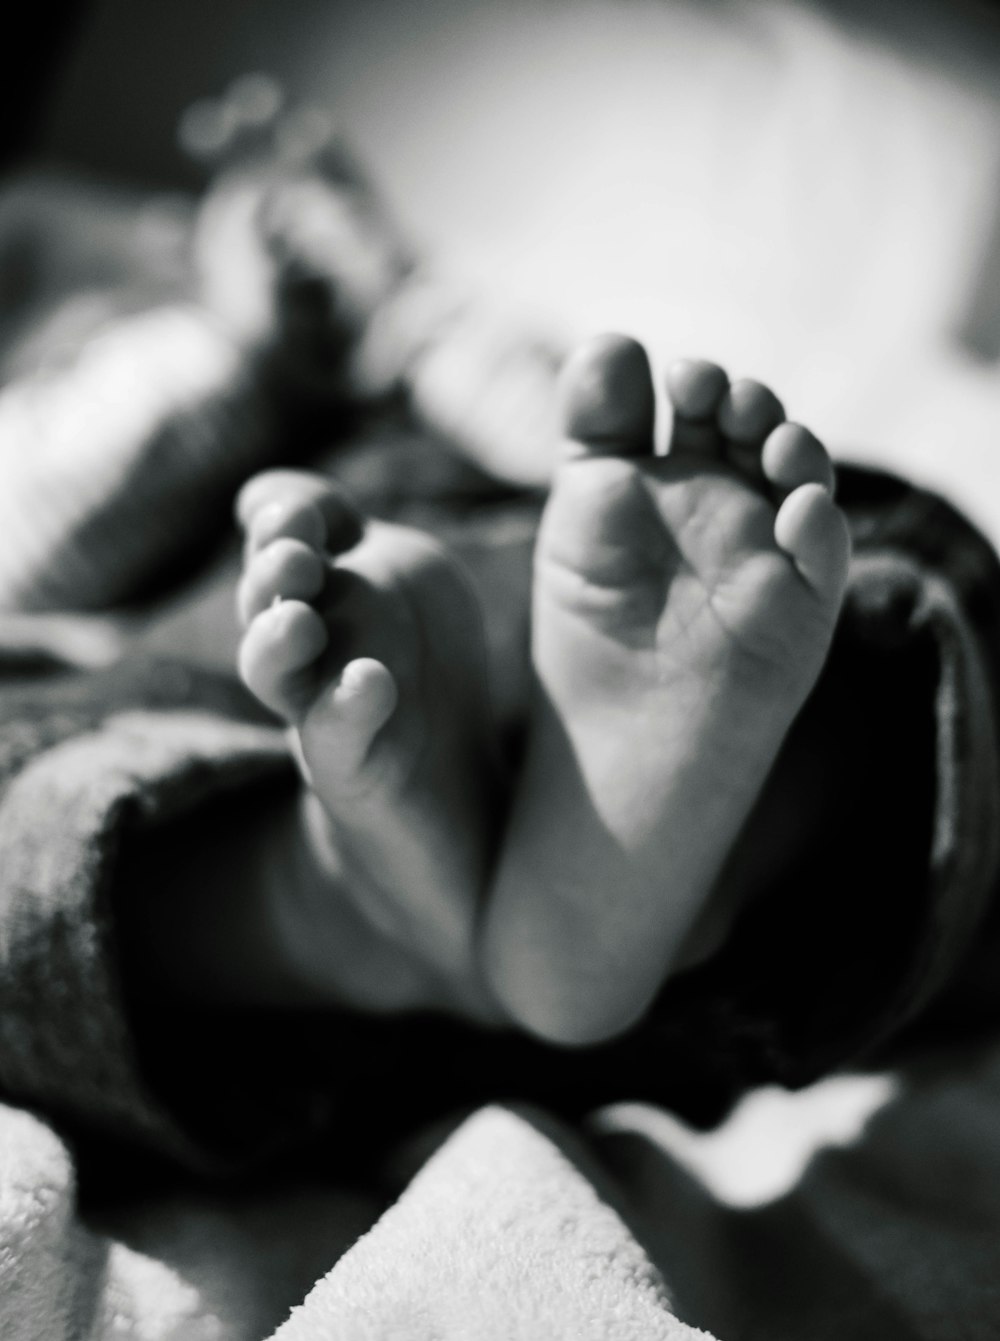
2, 1, 1000, 1336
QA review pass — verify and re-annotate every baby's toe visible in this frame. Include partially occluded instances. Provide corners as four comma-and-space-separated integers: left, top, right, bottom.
558, 334, 656, 459
238, 598, 328, 720
301, 657, 399, 791
665, 358, 729, 456
762, 423, 835, 499
774, 482, 851, 600
244, 496, 327, 559
237, 469, 364, 555
718, 378, 785, 480
237, 469, 322, 530
238, 538, 327, 627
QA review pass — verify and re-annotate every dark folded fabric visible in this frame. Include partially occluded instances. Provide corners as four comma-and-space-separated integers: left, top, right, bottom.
0, 655, 314, 1171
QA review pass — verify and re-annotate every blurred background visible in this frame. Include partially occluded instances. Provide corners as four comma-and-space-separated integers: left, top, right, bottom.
8, 0, 1000, 540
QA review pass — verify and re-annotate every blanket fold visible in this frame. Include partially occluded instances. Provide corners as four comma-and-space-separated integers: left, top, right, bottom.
272, 1105, 708, 1341
0, 657, 319, 1172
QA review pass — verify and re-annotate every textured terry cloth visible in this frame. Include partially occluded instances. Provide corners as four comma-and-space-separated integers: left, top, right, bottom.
0, 1093, 379, 1341
16, 1020, 1000, 1341
272, 1105, 706, 1341
0, 1099, 207, 1341
0, 1096, 698, 1341
0, 1093, 387, 1341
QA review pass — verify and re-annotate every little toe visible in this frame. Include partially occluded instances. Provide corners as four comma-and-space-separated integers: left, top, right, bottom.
302, 657, 399, 788
238, 598, 329, 720
718, 378, 786, 481
237, 537, 327, 627
559, 334, 655, 459
237, 470, 364, 555
665, 358, 729, 457
762, 423, 835, 500
774, 482, 851, 598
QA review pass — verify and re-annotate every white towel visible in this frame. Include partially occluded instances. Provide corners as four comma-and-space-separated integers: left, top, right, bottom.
273, 1105, 711, 1341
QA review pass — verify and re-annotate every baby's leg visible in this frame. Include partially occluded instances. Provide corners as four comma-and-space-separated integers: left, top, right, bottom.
484, 335, 850, 1045
237, 469, 504, 1017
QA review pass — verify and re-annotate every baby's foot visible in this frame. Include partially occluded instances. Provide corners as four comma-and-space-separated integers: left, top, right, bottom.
485, 334, 850, 1044
236, 469, 502, 1016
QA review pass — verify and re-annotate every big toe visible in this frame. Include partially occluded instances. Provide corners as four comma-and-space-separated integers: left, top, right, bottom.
237, 469, 364, 555
559, 334, 655, 458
